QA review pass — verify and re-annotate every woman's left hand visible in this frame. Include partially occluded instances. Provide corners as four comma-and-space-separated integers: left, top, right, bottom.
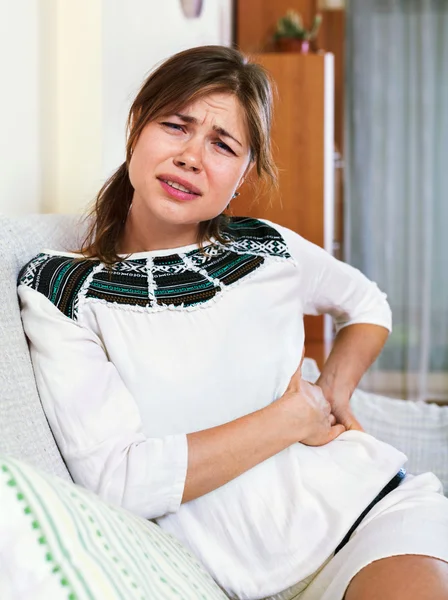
330, 401, 364, 432
320, 388, 364, 432
301, 377, 362, 432
311, 323, 390, 433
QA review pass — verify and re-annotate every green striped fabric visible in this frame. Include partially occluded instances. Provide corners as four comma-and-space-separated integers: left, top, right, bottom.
0, 456, 228, 600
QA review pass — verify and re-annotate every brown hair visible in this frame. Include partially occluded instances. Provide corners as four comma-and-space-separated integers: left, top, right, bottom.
80, 45, 277, 264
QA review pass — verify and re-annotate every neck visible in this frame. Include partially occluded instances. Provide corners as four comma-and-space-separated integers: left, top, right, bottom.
119, 201, 200, 253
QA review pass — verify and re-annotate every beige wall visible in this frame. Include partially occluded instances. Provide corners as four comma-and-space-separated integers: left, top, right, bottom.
40, 0, 102, 214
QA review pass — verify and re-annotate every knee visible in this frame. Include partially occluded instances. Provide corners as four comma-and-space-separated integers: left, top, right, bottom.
344, 555, 448, 600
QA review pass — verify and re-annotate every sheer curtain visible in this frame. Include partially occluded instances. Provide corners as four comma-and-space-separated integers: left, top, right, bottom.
345, 0, 448, 400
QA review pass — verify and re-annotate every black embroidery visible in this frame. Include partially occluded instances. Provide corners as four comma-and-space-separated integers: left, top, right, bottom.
19, 217, 292, 318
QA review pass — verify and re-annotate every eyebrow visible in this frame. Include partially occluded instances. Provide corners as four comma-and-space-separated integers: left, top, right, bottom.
174, 113, 243, 147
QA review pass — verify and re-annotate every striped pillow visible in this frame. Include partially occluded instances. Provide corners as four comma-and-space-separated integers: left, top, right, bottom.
0, 455, 227, 599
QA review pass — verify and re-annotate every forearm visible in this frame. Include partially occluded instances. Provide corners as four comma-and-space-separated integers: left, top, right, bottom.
183, 402, 300, 503
316, 323, 389, 400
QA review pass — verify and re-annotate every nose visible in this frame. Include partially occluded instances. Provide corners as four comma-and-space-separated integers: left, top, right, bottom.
173, 140, 202, 173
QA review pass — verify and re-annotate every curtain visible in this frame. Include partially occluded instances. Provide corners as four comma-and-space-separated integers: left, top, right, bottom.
345, 0, 448, 400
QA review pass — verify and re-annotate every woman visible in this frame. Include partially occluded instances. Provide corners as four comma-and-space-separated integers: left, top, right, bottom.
18, 46, 448, 600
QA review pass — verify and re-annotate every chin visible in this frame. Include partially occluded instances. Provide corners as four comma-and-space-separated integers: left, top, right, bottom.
155, 202, 216, 225
150, 206, 199, 227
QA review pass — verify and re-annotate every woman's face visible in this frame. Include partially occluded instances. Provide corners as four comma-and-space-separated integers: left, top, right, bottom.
128, 92, 253, 231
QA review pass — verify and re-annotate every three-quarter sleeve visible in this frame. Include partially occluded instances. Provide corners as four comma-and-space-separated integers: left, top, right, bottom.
264, 221, 392, 333
18, 285, 188, 519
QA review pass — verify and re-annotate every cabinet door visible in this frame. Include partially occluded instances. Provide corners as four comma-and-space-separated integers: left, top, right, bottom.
231, 53, 335, 367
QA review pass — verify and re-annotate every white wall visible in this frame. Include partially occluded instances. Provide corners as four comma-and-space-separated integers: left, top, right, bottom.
0, 0, 232, 216
0, 1, 41, 214
102, 0, 232, 178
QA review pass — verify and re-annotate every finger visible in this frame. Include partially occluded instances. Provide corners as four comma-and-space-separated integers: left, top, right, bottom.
286, 370, 302, 391
329, 413, 336, 426
292, 347, 306, 377
287, 350, 307, 389
345, 416, 364, 432
338, 409, 364, 432
327, 424, 346, 442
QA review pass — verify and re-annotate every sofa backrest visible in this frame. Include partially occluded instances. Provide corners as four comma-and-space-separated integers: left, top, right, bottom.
0, 214, 87, 480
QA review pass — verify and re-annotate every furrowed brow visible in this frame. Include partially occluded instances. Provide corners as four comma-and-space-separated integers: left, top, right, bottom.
213, 126, 242, 147
174, 113, 242, 147
174, 113, 198, 124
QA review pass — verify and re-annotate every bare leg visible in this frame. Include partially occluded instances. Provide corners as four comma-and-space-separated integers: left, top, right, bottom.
344, 555, 448, 600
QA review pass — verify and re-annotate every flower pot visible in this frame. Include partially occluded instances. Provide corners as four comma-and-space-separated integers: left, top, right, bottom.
276, 38, 310, 54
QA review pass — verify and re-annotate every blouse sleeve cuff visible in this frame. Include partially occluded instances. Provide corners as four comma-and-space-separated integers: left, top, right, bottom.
335, 313, 392, 334
165, 433, 189, 514
104, 433, 189, 520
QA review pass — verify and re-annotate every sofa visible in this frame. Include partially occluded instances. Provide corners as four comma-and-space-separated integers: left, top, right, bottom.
1, 213, 448, 599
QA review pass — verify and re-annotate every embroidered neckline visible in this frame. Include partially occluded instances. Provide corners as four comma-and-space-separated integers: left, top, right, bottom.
19, 217, 294, 319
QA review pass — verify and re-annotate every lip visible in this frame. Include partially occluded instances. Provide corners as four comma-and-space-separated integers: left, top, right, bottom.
157, 174, 202, 196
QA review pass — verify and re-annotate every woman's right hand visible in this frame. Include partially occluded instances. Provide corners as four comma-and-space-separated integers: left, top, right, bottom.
276, 360, 346, 446
184, 353, 346, 502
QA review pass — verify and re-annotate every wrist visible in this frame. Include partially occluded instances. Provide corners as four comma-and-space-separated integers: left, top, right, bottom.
267, 395, 310, 445
316, 378, 351, 408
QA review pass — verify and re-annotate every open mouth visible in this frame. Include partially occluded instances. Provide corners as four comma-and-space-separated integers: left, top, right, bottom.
158, 177, 201, 196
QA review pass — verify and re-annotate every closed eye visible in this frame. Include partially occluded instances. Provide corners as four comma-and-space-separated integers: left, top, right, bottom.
161, 121, 185, 132
215, 140, 236, 155
161, 122, 236, 155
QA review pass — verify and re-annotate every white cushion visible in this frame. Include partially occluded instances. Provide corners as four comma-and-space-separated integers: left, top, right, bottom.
0, 455, 227, 600
0, 214, 84, 479
351, 389, 448, 495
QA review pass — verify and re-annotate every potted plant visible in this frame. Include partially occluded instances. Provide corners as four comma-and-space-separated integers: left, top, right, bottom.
273, 10, 322, 53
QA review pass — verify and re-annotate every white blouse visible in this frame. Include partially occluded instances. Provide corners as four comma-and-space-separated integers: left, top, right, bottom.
18, 217, 406, 599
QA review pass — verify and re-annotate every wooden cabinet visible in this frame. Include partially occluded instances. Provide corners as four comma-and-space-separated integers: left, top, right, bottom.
231, 52, 335, 367
236, 0, 317, 53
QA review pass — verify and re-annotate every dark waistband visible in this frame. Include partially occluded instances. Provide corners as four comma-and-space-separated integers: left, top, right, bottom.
334, 468, 406, 555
